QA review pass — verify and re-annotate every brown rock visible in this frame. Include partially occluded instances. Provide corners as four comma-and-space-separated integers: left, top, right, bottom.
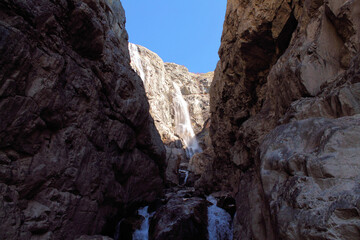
210, 0, 360, 239
129, 43, 213, 185
129, 43, 213, 141
0, 0, 165, 239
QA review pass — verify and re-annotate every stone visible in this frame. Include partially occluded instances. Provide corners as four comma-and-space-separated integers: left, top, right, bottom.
128, 43, 213, 186
210, 0, 360, 239
260, 115, 360, 240
0, 0, 165, 239
128, 43, 213, 142
149, 191, 208, 240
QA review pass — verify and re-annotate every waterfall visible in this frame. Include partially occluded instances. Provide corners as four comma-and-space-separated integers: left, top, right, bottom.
172, 82, 202, 158
129, 43, 146, 82
178, 169, 189, 185
133, 206, 153, 240
207, 196, 233, 240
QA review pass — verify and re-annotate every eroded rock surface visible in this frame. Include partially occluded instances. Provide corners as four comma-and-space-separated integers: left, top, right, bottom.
129, 43, 213, 142
0, 0, 165, 239
210, 0, 360, 239
129, 43, 213, 185
261, 115, 360, 240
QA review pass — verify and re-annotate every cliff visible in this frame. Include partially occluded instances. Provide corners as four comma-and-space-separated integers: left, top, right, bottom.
128, 43, 213, 142
211, 0, 360, 239
128, 43, 213, 185
0, 0, 165, 239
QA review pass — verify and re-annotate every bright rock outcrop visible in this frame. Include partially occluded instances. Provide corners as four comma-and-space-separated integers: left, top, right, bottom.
210, 0, 360, 239
129, 43, 213, 142
128, 43, 213, 184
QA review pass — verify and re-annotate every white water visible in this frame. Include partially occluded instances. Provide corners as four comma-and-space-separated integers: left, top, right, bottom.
128, 43, 146, 82
133, 206, 153, 240
178, 169, 189, 185
172, 82, 202, 158
207, 196, 233, 240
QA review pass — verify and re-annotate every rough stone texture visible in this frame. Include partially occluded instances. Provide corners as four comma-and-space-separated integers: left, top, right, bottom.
210, 0, 360, 239
129, 43, 213, 185
129, 43, 213, 142
165, 63, 213, 134
0, 0, 165, 239
260, 115, 360, 240
149, 188, 208, 240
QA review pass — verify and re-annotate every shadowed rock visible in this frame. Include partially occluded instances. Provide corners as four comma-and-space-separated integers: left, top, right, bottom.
0, 0, 165, 239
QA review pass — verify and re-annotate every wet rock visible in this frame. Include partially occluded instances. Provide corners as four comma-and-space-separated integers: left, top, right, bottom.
0, 0, 165, 239
164, 145, 186, 185
149, 195, 208, 240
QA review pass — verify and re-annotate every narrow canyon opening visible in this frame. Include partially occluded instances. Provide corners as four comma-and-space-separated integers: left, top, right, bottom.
0, 1, 359, 240
113, 2, 234, 239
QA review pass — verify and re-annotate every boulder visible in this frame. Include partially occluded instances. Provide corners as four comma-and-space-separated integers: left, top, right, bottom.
149, 190, 208, 240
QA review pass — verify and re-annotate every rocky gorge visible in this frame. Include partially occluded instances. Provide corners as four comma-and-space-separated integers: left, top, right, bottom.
0, 0, 359, 240
209, 0, 360, 239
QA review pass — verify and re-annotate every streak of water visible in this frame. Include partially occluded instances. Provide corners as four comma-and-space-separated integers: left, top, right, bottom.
172, 82, 202, 158
133, 206, 153, 240
129, 43, 146, 82
207, 196, 233, 240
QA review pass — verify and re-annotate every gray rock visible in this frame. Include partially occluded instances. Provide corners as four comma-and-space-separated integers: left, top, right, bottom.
260, 115, 360, 240
210, 0, 360, 239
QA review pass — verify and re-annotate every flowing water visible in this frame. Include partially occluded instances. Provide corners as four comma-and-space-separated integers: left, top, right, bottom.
172, 82, 202, 158
129, 43, 146, 82
133, 206, 153, 240
178, 169, 189, 185
207, 196, 233, 240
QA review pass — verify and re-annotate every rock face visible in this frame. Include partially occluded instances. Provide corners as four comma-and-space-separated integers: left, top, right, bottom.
129, 43, 213, 142
211, 0, 360, 239
261, 115, 360, 240
0, 0, 165, 239
128, 43, 213, 185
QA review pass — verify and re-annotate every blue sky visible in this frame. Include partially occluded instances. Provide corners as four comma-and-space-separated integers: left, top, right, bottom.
121, 1, 227, 73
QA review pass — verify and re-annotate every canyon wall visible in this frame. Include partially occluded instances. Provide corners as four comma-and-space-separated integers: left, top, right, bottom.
129, 43, 213, 142
211, 0, 360, 239
0, 0, 165, 239
128, 43, 213, 184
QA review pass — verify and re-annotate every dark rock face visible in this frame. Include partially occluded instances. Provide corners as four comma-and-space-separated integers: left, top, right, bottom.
0, 0, 165, 239
210, 0, 360, 239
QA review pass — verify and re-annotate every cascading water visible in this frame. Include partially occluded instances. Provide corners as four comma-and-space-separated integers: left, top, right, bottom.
178, 169, 189, 185
133, 206, 153, 240
129, 43, 146, 82
207, 196, 233, 240
172, 82, 202, 158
